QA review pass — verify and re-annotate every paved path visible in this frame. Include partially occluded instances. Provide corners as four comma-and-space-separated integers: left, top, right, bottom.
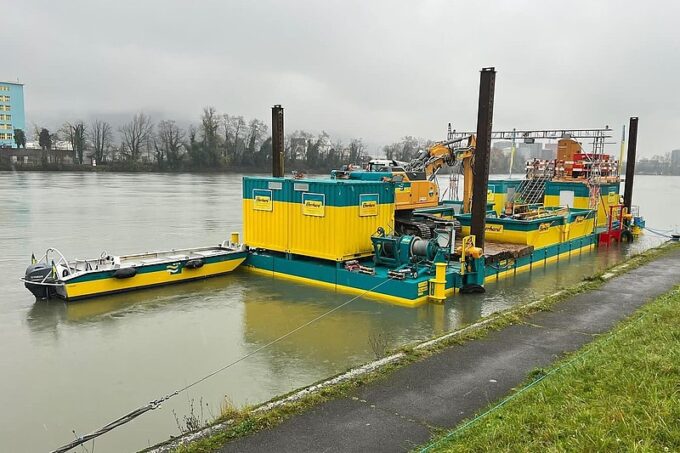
219, 248, 680, 453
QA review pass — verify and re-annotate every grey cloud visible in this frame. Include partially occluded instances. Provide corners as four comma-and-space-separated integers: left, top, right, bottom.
4, 0, 679, 155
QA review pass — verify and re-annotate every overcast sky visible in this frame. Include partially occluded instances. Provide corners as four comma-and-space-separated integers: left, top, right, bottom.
4, 0, 679, 156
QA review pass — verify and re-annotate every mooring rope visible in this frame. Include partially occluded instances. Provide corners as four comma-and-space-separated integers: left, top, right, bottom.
643, 226, 674, 239
51, 275, 397, 453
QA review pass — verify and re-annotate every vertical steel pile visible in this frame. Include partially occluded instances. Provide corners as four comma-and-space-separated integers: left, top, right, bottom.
272, 105, 284, 177
470, 67, 496, 249
623, 116, 638, 212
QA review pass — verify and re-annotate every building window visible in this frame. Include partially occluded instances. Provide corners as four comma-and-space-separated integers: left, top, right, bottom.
0, 86, 8, 91
0, 105, 9, 111
0, 133, 6, 139
4, 114, 9, 121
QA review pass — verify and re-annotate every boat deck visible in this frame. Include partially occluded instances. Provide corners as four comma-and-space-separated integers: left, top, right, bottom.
66, 246, 241, 273
120, 247, 232, 266
452, 239, 534, 264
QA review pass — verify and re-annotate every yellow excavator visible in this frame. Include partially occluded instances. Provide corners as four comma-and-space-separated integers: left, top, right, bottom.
361, 135, 476, 237
394, 135, 476, 211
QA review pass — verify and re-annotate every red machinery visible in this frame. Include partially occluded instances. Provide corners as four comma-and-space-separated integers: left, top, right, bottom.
599, 204, 625, 245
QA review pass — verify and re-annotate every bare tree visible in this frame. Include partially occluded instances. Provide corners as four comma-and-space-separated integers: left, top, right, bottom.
119, 112, 153, 161
245, 119, 267, 159
348, 138, 366, 163
222, 114, 245, 162
31, 123, 41, 142
89, 119, 113, 164
154, 120, 186, 169
221, 114, 232, 159
61, 121, 87, 164
200, 107, 221, 165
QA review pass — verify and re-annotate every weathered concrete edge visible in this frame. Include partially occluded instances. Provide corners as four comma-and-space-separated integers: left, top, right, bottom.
145, 240, 677, 453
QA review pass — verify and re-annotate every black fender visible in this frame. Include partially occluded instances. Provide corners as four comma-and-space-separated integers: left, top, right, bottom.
460, 284, 486, 294
621, 230, 634, 243
185, 258, 205, 269
113, 267, 137, 279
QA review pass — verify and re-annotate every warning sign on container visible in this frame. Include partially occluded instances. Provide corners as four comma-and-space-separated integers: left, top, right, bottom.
302, 193, 325, 217
253, 189, 273, 211
359, 194, 379, 217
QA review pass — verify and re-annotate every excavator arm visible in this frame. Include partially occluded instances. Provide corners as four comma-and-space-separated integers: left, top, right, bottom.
406, 135, 476, 180
460, 135, 476, 213
390, 135, 477, 237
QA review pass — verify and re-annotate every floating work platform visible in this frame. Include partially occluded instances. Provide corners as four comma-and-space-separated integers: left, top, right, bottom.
241, 172, 611, 307
244, 234, 597, 307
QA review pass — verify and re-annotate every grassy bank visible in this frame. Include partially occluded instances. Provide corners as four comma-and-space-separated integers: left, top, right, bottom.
160, 242, 679, 453
421, 285, 680, 452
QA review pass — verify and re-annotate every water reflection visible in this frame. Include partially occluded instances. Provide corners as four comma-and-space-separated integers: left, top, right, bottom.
26, 273, 247, 330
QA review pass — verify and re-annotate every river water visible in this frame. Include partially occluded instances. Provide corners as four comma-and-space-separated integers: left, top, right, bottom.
0, 172, 676, 452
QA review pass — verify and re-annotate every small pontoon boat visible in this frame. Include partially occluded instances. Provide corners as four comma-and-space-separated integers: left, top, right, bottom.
22, 238, 247, 301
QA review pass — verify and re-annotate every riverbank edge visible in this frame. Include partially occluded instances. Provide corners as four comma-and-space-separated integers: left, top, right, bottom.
0, 164, 331, 174
418, 283, 680, 452
144, 240, 680, 453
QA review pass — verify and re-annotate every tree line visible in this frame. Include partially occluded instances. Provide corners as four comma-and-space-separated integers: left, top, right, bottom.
8, 108, 557, 175
13, 107, 376, 173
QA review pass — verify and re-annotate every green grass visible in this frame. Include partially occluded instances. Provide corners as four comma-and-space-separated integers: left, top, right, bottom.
420, 285, 680, 453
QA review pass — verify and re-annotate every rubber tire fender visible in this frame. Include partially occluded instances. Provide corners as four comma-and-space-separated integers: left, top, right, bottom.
185, 259, 205, 269
113, 267, 137, 279
621, 230, 634, 243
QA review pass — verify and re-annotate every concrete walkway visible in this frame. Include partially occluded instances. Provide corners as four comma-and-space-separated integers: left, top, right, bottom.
219, 248, 680, 453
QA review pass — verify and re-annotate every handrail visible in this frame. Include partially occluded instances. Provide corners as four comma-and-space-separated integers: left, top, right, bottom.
33, 248, 71, 284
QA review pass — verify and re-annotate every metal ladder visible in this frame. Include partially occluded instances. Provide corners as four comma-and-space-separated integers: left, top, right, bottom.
511, 174, 549, 205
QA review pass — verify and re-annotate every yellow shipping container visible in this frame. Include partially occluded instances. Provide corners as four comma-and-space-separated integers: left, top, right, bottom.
243, 177, 395, 262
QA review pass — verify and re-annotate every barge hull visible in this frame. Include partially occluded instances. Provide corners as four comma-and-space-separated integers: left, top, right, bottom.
244, 234, 598, 307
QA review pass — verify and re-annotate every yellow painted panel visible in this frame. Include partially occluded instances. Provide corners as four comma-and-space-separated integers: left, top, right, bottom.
543, 195, 560, 207
64, 258, 245, 299
525, 225, 563, 248
243, 199, 289, 252
395, 180, 438, 210
288, 203, 395, 261
461, 223, 563, 247
567, 216, 595, 240
244, 265, 427, 307
485, 243, 595, 283
598, 189, 620, 227
492, 193, 506, 215
546, 192, 618, 227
